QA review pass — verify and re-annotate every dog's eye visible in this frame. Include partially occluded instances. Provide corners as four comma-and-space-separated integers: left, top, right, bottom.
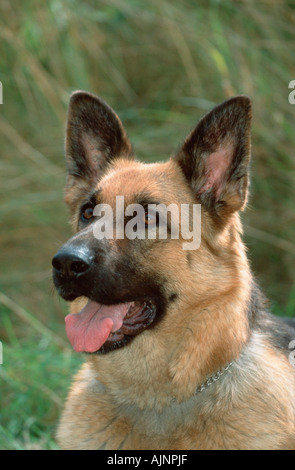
81, 206, 94, 222
144, 209, 158, 227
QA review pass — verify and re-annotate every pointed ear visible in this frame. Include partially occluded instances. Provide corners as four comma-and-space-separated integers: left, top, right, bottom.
174, 96, 252, 219
65, 91, 133, 183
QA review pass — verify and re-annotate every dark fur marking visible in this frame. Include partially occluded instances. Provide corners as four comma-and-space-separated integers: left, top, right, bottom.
249, 280, 295, 357
186, 252, 193, 268
169, 293, 178, 303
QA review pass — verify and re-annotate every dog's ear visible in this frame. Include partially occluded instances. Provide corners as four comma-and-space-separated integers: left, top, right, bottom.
65, 91, 133, 183
174, 96, 252, 219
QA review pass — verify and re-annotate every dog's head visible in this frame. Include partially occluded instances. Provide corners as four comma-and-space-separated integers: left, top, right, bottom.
52, 91, 252, 358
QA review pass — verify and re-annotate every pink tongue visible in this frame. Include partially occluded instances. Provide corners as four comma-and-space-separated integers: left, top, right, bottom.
65, 301, 131, 353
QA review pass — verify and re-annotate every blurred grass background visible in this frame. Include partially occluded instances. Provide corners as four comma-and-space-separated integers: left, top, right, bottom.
0, 0, 295, 449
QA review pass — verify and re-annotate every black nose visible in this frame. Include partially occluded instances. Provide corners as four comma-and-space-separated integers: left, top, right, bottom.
52, 246, 93, 278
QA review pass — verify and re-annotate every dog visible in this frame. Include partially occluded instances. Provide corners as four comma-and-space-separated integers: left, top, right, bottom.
52, 91, 295, 450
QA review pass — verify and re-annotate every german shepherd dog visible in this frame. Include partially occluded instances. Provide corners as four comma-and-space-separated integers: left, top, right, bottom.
52, 91, 295, 450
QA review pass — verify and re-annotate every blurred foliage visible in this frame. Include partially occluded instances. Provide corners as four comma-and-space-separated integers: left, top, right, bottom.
0, 0, 295, 449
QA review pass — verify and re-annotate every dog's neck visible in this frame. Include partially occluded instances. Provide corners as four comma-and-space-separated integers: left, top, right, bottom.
89, 284, 251, 410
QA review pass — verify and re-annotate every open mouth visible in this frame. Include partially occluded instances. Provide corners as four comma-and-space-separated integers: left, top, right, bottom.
65, 299, 157, 353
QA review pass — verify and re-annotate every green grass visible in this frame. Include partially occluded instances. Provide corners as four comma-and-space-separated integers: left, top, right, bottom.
0, 339, 82, 450
0, 0, 295, 449
0, 297, 83, 449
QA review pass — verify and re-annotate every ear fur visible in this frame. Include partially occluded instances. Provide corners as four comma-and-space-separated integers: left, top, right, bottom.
174, 96, 252, 219
65, 91, 133, 183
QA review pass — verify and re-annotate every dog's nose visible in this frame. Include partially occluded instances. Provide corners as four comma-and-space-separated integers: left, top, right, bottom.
52, 246, 93, 278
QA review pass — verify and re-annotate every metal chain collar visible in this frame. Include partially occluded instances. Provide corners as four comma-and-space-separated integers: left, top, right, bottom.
171, 361, 233, 403
195, 361, 233, 394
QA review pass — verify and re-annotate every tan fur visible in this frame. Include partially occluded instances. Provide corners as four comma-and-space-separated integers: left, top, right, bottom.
58, 333, 295, 450
54, 93, 295, 450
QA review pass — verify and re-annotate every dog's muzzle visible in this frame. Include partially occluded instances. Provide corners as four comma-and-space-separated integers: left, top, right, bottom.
51, 237, 164, 354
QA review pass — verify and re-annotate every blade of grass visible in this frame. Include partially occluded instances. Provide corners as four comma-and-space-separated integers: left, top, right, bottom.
0, 292, 68, 349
